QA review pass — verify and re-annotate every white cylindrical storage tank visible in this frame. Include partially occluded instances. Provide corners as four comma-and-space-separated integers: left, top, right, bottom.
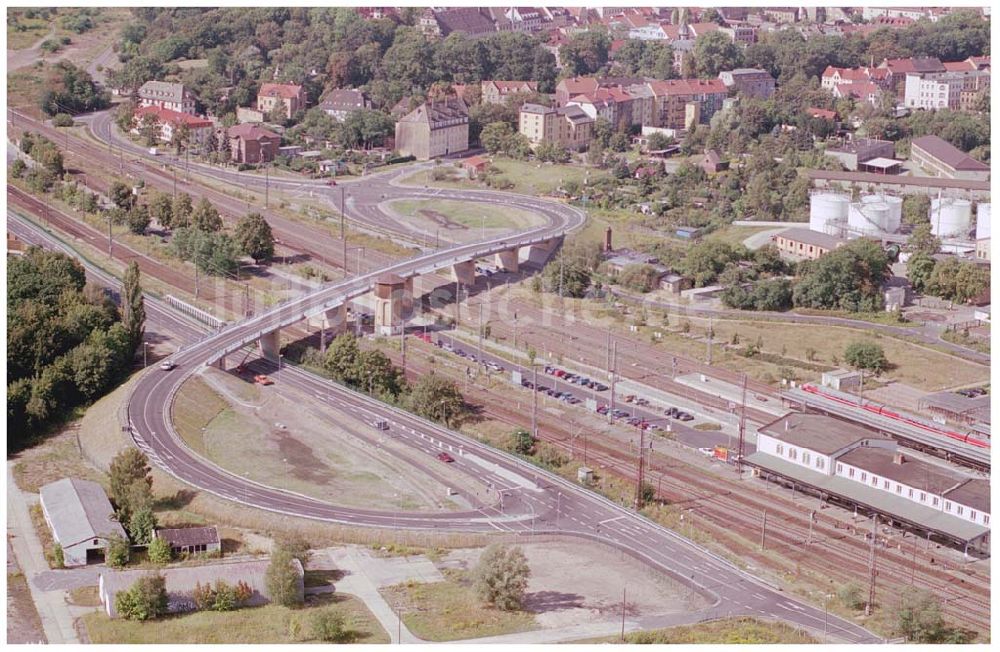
930, 198, 972, 238
976, 203, 991, 240
883, 195, 903, 233
848, 201, 891, 235
810, 193, 849, 234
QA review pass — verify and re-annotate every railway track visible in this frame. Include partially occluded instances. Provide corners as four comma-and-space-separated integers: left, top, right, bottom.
477, 396, 991, 632
11, 116, 376, 273
392, 339, 992, 633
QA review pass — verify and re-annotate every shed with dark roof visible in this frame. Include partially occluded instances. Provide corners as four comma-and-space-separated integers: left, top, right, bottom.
153, 526, 221, 556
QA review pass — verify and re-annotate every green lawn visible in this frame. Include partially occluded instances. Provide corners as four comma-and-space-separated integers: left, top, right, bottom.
380, 569, 537, 641
486, 158, 608, 196
82, 593, 389, 644
578, 617, 818, 644
389, 198, 543, 233
694, 319, 989, 391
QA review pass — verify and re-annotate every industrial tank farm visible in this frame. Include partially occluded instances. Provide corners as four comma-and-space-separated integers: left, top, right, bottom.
975, 203, 991, 241
931, 197, 974, 238
809, 192, 849, 235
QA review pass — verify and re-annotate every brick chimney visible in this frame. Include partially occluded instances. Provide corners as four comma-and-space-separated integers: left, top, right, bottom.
604, 227, 613, 252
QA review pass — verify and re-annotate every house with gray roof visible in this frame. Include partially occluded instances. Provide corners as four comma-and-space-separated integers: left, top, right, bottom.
773, 227, 846, 262
394, 97, 469, 160
153, 526, 221, 556
138, 81, 197, 116
39, 478, 127, 567
318, 89, 371, 122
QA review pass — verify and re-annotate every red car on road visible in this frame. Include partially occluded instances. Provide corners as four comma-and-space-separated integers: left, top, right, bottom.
436, 452, 455, 463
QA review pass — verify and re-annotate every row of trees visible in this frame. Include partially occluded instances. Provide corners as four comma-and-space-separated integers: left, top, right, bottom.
7, 251, 144, 449
320, 334, 469, 427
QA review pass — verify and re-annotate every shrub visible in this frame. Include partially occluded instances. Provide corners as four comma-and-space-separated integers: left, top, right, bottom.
473, 544, 530, 611
105, 534, 130, 568
52, 113, 74, 127
147, 536, 172, 565
265, 549, 303, 607
311, 608, 355, 643
115, 574, 168, 621
837, 582, 865, 611
53, 543, 64, 568
211, 580, 237, 612
9, 159, 26, 179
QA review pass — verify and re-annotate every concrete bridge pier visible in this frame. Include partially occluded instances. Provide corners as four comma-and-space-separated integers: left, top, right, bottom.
258, 329, 281, 362
308, 304, 348, 352
374, 273, 405, 336
526, 237, 563, 266
451, 260, 476, 286
494, 248, 520, 273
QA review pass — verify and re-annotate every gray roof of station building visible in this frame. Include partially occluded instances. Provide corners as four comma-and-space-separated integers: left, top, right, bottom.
943, 478, 990, 514
837, 447, 969, 495
743, 452, 989, 543
757, 413, 892, 455
39, 478, 126, 547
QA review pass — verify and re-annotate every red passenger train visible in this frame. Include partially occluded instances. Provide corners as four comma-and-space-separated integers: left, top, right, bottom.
799, 384, 990, 449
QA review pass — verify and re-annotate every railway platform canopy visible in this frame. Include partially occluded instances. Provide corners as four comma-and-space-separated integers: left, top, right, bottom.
744, 452, 990, 550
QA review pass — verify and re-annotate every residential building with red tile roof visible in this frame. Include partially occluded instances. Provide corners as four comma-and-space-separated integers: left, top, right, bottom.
807, 107, 837, 120
257, 83, 306, 120
832, 81, 885, 107
222, 123, 281, 164
133, 106, 214, 146
647, 78, 728, 130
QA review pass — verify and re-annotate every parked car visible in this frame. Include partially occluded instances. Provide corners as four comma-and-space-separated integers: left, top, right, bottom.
254, 374, 273, 385
678, 412, 694, 421
597, 405, 610, 415
624, 395, 636, 403
664, 407, 679, 417
521, 380, 534, 389
635, 398, 650, 407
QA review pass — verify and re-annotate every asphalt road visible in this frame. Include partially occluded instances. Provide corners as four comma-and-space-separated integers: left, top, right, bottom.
10, 122, 881, 641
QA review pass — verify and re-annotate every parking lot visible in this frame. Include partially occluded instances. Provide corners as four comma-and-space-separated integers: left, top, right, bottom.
425, 332, 755, 455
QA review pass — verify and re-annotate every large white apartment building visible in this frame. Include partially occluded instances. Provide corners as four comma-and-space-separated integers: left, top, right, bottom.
904, 72, 964, 110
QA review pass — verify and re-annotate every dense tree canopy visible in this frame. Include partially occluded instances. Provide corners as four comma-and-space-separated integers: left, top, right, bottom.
792, 239, 890, 312
8, 249, 133, 448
